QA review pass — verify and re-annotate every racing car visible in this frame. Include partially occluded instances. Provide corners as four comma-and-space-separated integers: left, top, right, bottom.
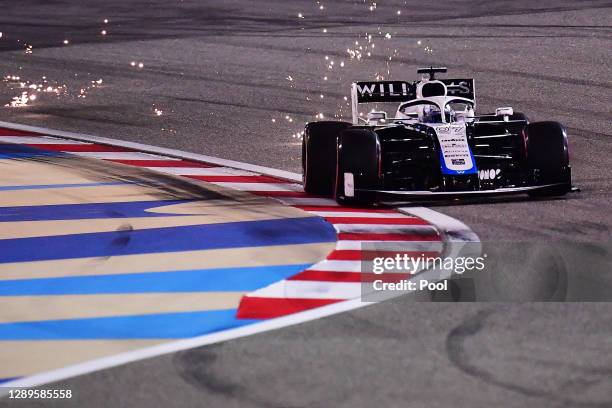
302, 67, 573, 205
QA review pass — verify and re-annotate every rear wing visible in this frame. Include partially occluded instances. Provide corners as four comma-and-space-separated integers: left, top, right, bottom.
350, 81, 416, 124
350, 78, 475, 124
440, 79, 475, 100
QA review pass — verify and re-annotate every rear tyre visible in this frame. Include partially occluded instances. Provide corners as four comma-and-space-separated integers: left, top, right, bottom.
526, 121, 571, 197
302, 121, 351, 196
335, 129, 380, 206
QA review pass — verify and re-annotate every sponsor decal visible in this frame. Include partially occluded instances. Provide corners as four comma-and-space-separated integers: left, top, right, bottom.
479, 169, 501, 180
433, 124, 477, 175
440, 78, 475, 99
354, 81, 416, 103
354, 78, 474, 103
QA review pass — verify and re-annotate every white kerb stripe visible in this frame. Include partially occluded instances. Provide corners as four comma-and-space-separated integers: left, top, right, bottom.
335, 240, 444, 251
214, 182, 303, 192
71, 152, 179, 160
275, 197, 340, 206
249, 280, 361, 300
307, 260, 362, 272
145, 167, 258, 176
333, 224, 438, 234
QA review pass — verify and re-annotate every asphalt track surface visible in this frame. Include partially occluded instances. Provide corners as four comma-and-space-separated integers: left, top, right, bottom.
0, 1, 611, 407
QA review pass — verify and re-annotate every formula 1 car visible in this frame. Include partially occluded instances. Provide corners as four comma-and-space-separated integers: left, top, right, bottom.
302, 67, 573, 205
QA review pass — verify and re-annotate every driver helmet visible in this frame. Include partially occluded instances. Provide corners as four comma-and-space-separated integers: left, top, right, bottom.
420, 104, 455, 123
421, 104, 442, 123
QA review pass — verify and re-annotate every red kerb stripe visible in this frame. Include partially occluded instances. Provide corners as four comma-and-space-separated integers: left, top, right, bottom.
0, 128, 41, 136
236, 297, 341, 319
295, 206, 397, 213
337, 232, 440, 241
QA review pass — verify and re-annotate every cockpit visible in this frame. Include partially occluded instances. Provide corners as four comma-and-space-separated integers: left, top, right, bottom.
396, 98, 475, 124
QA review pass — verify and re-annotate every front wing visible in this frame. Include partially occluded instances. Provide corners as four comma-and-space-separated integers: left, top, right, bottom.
358, 183, 568, 199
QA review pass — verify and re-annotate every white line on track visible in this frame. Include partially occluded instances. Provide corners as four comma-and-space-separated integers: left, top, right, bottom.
0, 136, 90, 144
0, 120, 478, 393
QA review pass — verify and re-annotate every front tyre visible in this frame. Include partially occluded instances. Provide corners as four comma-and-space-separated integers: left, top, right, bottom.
526, 121, 571, 197
335, 129, 380, 206
302, 121, 351, 196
